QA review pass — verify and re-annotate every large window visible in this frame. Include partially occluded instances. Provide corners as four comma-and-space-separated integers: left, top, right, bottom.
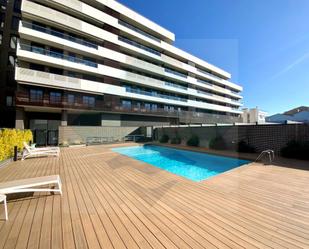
49, 47, 63, 59
50, 92, 62, 104
121, 100, 131, 109
32, 21, 46, 32
30, 89, 43, 102
31, 42, 45, 54
67, 94, 75, 105
30, 63, 45, 71
83, 96, 95, 107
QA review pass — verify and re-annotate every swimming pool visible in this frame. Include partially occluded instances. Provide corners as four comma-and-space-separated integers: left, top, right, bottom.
112, 145, 250, 182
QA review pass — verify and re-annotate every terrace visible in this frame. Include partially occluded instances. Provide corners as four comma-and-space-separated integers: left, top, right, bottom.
0, 144, 309, 248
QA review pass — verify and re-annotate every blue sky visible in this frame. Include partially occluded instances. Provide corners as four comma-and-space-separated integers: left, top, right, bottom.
119, 0, 309, 115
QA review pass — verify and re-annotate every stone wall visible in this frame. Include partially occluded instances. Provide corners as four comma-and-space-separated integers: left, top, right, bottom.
59, 126, 141, 144
154, 124, 309, 154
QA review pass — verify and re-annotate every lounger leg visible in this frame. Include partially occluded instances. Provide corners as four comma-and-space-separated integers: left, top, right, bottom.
58, 178, 62, 195
2, 196, 8, 220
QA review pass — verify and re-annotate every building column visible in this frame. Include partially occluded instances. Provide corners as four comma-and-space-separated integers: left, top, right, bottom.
61, 110, 68, 126
15, 107, 25, 130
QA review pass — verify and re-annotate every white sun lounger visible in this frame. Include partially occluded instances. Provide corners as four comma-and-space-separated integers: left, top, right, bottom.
0, 175, 62, 220
22, 142, 60, 161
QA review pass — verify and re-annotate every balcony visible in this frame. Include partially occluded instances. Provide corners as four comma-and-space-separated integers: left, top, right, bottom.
16, 90, 241, 123
118, 36, 161, 56
125, 86, 188, 102
20, 43, 98, 68
21, 21, 98, 49
118, 20, 161, 43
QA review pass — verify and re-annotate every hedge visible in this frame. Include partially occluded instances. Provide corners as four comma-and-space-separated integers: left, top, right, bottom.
0, 129, 33, 161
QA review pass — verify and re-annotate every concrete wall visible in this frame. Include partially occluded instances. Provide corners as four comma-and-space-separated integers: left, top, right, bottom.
58, 126, 141, 144
154, 124, 309, 154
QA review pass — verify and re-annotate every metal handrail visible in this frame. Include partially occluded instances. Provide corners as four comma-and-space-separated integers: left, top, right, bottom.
255, 150, 275, 163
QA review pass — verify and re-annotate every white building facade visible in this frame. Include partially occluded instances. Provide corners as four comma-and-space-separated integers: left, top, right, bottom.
242, 107, 267, 124
14, 0, 244, 143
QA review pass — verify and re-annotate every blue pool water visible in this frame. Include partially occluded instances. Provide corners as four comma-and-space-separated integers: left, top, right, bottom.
112, 145, 250, 182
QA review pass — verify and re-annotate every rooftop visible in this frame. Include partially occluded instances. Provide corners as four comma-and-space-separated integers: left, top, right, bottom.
0, 144, 309, 248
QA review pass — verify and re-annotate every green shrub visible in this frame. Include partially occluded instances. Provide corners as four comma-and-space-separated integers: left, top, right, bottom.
159, 134, 169, 143
0, 129, 33, 161
170, 136, 181, 144
209, 136, 227, 150
281, 140, 309, 160
237, 140, 256, 153
186, 135, 199, 147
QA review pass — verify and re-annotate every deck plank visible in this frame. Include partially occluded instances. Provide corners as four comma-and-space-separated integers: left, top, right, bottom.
1, 144, 309, 249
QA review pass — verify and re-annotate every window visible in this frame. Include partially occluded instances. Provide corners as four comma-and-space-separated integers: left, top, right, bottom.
6, 96, 13, 106
145, 103, 151, 110
0, 32, 2, 45
68, 71, 77, 78
30, 89, 43, 102
50, 92, 62, 104
8, 54, 16, 67
11, 16, 19, 30
32, 21, 46, 32
49, 47, 63, 59
30, 63, 45, 71
31, 42, 45, 54
51, 27, 64, 38
49, 67, 63, 75
68, 52, 76, 62
10, 35, 18, 49
67, 94, 75, 105
83, 96, 95, 107
151, 104, 158, 111
83, 56, 97, 67
121, 100, 131, 109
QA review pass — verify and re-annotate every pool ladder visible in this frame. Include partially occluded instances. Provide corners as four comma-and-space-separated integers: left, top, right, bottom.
255, 150, 275, 164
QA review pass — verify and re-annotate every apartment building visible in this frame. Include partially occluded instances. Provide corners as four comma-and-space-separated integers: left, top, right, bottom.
2, 0, 244, 144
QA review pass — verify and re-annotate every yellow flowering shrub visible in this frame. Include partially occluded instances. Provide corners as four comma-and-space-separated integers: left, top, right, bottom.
0, 129, 33, 161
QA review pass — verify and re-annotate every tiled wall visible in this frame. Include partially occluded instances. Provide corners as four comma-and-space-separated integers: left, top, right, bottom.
155, 124, 309, 154
59, 126, 141, 144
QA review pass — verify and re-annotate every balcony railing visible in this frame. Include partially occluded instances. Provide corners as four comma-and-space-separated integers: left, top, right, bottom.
164, 81, 188, 90
164, 68, 187, 79
125, 87, 188, 102
20, 43, 98, 68
118, 36, 161, 56
197, 78, 213, 87
21, 21, 98, 49
16, 91, 241, 123
118, 20, 161, 43
197, 68, 226, 81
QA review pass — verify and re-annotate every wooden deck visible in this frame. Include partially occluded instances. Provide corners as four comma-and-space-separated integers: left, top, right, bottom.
1, 143, 309, 249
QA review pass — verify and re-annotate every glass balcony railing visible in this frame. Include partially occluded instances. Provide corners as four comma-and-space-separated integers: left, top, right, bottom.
197, 78, 213, 87
21, 43, 98, 68
118, 36, 161, 56
197, 90, 213, 96
164, 68, 187, 78
125, 86, 187, 102
197, 68, 225, 81
118, 20, 161, 43
164, 81, 188, 90
22, 21, 98, 49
